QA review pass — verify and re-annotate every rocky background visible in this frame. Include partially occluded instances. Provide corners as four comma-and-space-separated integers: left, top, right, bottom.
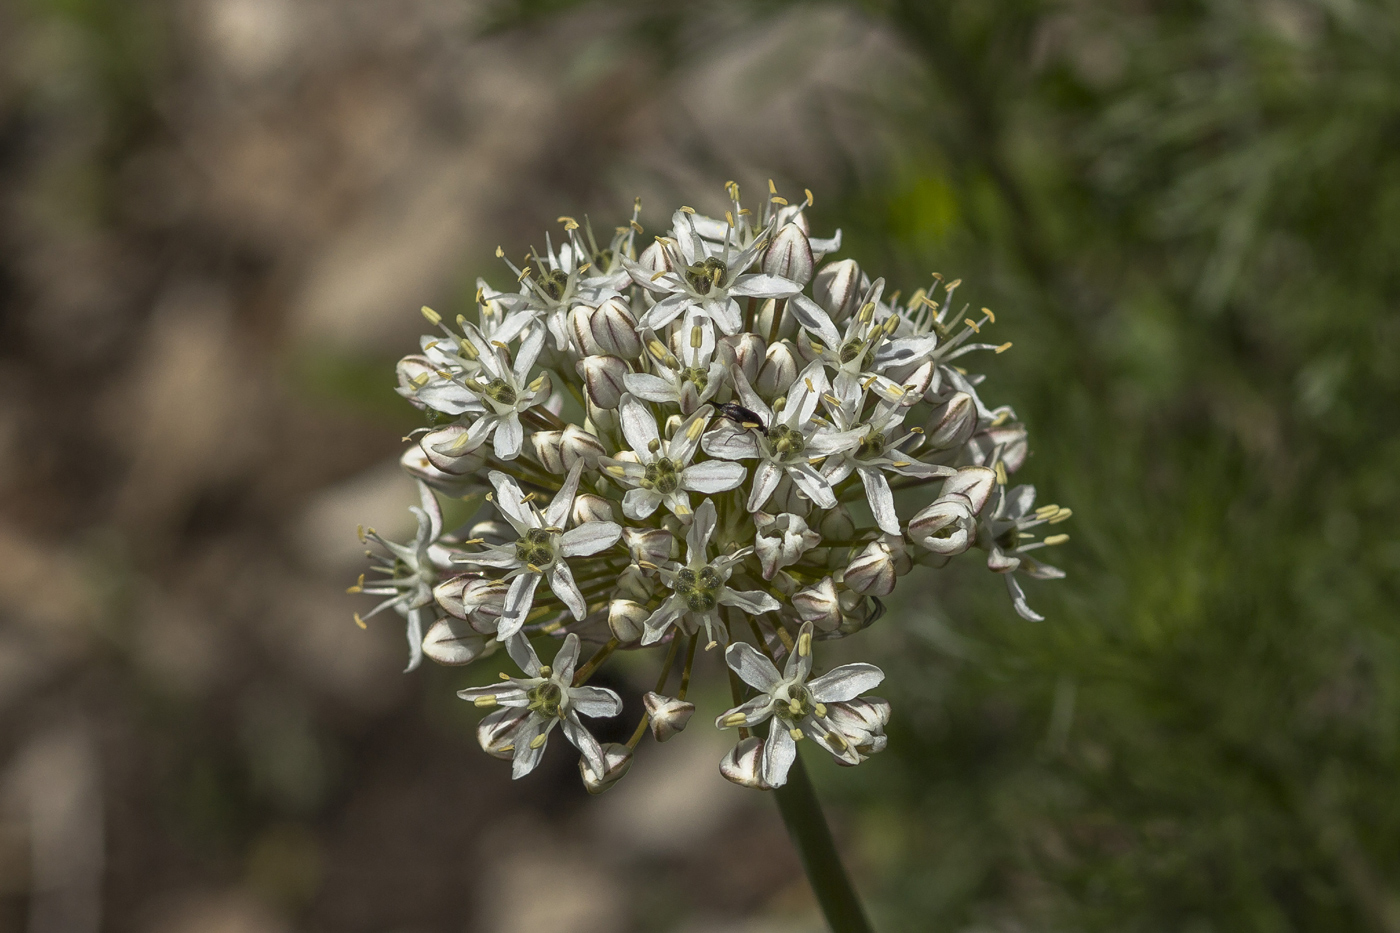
4, 2, 1400, 932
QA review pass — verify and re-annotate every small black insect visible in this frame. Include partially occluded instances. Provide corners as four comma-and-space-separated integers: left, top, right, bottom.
717, 403, 768, 435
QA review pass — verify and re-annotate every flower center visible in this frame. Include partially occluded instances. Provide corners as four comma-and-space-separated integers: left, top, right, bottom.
838, 338, 865, 365
515, 527, 557, 567
538, 269, 570, 301
527, 681, 564, 717
643, 458, 682, 494
675, 565, 722, 612
776, 684, 814, 722
767, 424, 806, 462
855, 431, 885, 460
684, 257, 727, 295
484, 378, 519, 406
679, 365, 709, 390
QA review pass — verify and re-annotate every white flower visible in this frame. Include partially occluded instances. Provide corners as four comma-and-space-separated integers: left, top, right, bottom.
641, 499, 780, 648
456, 462, 622, 639
980, 481, 1071, 621
821, 399, 953, 535
623, 322, 726, 414
350, 481, 457, 672
457, 633, 622, 780
625, 210, 801, 337
753, 511, 822, 580
601, 397, 746, 521
715, 622, 886, 787
701, 361, 861, 511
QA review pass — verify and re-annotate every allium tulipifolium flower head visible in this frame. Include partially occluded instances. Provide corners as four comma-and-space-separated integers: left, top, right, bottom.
352, 182, 1069, 790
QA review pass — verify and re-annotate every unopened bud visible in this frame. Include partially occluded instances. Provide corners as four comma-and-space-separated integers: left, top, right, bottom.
614, 564, 653, 601
421, 616, 488, 666
722, 332, 766, 385
421, 424, 488, 475
818, 503, 856, 541
763, 222, 815, 285
926, 392, 977, 450
813, 258, 864, 323
844, 540, 897, 596
434, 576, 509, 633
623, 527, 673, 566
643, 692, 696, 742
576, 297, 642, 358
792, 576, 842, 632
535, 425, 607, 474
395, 355, 435, 410
940, 466, 997, 515
581, 742, 633, 794
756, 341, 799, 399
607, 599, 650, 643
909, 496, 976, 556
572, 493, 615, 525
636, 239, 672, 276
719, 736, 771, 790
579, 355, 628, 409
400, 446, 476, 497
825, 696, 891, 758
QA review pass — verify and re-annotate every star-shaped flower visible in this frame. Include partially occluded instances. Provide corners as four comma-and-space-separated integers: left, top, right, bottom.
457, 633, 622, 780
715, 622, 886, 787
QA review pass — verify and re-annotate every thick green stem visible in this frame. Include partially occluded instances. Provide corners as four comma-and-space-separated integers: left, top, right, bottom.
773, 752, 875, 933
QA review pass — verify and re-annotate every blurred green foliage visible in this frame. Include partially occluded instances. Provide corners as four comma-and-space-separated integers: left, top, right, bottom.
803, 2, 1400, 931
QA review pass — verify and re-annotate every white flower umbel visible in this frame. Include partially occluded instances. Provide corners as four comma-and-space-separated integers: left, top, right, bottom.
352, 183, 1067, 793
456, 462, 622, 640
603, 396, 746, 521
641, 499, 780, 649
715, 622, 886, 787
458, 633, 622, 779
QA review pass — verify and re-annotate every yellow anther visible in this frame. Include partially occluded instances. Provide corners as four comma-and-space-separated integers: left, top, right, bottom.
910, 426, 924, 434
421, 306, 441, 325
630, 220, 644, 233
529, 733, 548, 749
557, 215, 579, 230
771, 196, 788, 205
705, 640, 719, 651
521, 492, 537, 503
789, 699, 802, 715
1050, 508, 1073, 524
691, 325, 703, 348
995, 462, 1008, 486
983, 307, 996, 323
605, 464, 627, 477
1035, 504, 1060, 519
814, 703, 827, 717
823, 393, 841, 406
527, 564, 544, 574
461, 537, 485, 546
789, 727, 805, 740
412, 373, 431, 387
686, 417, 705, 440
495, 246, 504, 258
798, 630, 812, 657
995, 342, 1013, 354
539, 665, 551, 677
637, 560, 659, 570
474, 695, 497, 708
499, 744, 515, 753
858, 302, 874, 323
805, 377, 815, 391
1043, 534, 1070, 546
964, 317, 981, 333
353, 613, 366, 629
356, 525, 366, 543
891, 461, 911, 468
517, 267, 532, 282
804, 187, 814, 205
828, 732, 848, 750
680, 205, 695, 214
768, 179, 777, 194
725, 210, 734, 227
650, 269, 669, 282
948, 278, 962, 289
723, 712, 748, 727
484, 492, 494, 502
991, 410, 1011, 427
475, 287, 484, 303
887, 385, 907, 398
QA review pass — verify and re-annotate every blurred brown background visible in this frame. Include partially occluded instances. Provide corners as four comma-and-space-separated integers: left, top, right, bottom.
0, 2, 895, 931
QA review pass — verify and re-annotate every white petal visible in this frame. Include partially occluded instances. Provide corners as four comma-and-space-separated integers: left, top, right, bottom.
860, 468, 901, 536
687, 499, 717, 562
514, 325, 546, 383
497, 573, 540, 640
787, 463, 837, 509
681, 460, 746, 494
553, 633, 582, 683
638, 292, 691, 330
724, 641, 782, 692
808, 663, 886, 702
729, 273, 801, 299
562, 711, 606, 781
503, 631, 541, 675
404, 606, 428, 672
762, 720, 797, 787
706, 298, 743, 335
702, 424, 760, 461
488, 471, 534, 531
510, 717, 553, 779
493, 413, 523, 460
622, 487, 663, 520
747, 461, 783, 512
548, 562, 587, 620
559, 520, 622, 557
545, 461, 585, 528
623, 372, 677, 403
570, 685, 623, 718
618, 394, 661, 455
718, 588, 781, 615
415, 480, 443, 542
789, 294, 842, 348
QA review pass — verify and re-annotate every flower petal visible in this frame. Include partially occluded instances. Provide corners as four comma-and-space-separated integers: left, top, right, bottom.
497, 572, 541, 641
789, 294, 842, 349
570, 685, 623, 718
729, 273, 801, 299
562, 710, 607, 781
724, 641, 782, 692
718, 588, 781, 615
544, 461, 584, 529
681, 460, 747, 494
622, 487, 662, 520
808, 663, 886, 702
547, 563, 587, 620
623, 372, 677, 403
559, 520, 622, 557
859, 467, 901, 536
761, 720, 797, 787
493, 413, 523, 460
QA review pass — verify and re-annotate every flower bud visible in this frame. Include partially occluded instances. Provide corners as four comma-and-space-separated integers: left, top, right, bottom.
973, 421, 1028, 474
940, 466, 997, 515
614, 564, 653, 601
643, 692, 696, 742
478, 709, 526, 760
719, 736, 770, 790
844, 540, 897, 596
574, 298, 642, 359
579, 355, 628, 409
434, 576, 510, 633
722, 332, 766, 386
421, 616, 488, 666
400, 446, 476, 497
835, 587, 880, 636
608, 599, 650, 643
818, 503, 856, 541
756, 341, 799, 399
925, 392, 977, 450
623, 527, 673, 566
636, 239, 672, 276
421, 424, 488, 475
581, 742, 633, 794
763, 222, 815, 285
535, 425, 607, 474
813, 259, 864, 323
754, 511, 822, 580
792, 576, 842, 632
572, 493, 615, 525
825, 697, 891, 758
909, 496, 976, 556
